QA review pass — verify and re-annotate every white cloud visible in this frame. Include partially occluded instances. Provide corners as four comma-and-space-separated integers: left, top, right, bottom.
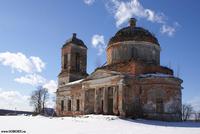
0, 51, 56, 110
0, 88, 56, 111
43, 80, 57, 94
160, 22, 180, 36
84, 0, 95, 5
0, 89, 32, 111
160, 25, 175, 36
106, 0, 178, 36
30, 56, 45, 73
92, 34, 106, 55
14, 74, 57, 94
145, 9, 164, 23
14, 74, 46, 86
0, 52, 45, 73
107, 0, 164, 27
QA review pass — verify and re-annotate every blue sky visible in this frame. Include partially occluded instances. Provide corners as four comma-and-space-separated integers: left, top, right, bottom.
0, 0, 199, 111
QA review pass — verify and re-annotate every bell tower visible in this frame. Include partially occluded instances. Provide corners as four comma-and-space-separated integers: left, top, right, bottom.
58, 33, 88, 87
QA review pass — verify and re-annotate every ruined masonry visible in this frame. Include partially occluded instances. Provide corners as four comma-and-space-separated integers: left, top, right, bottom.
56, 18, 183, 121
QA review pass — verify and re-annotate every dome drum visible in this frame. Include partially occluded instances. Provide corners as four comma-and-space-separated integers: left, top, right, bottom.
107, 41, 160, 65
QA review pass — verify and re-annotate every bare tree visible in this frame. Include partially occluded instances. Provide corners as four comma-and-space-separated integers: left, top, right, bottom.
194, 111, 200, 121
182, 104, 193, 121
30, 86, 49, 114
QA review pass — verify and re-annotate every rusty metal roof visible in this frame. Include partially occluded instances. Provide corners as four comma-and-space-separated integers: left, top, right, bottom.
108, 18, 159, 46
63, 33, 87, 48
108, 26, 159, 46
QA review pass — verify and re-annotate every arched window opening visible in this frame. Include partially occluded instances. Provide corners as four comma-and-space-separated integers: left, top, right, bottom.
68, 100, 72, 111
156, 98, 164, 113
61, 100, 64, 111
64, 54, 68, 69
132, 47, 137, 59
75, 53, 80, 72
76, 99, 80, 111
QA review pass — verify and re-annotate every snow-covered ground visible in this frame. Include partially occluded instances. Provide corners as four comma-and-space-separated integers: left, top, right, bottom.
0, 115, 200, 134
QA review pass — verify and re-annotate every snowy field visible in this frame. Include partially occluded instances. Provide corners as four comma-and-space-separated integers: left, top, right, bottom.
0, 115, 200, 134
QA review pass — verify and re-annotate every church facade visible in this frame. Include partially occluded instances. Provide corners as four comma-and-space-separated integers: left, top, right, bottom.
56, 18, 183, 121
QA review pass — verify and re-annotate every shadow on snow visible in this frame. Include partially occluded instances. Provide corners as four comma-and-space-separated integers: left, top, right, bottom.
123, 119, 200, 128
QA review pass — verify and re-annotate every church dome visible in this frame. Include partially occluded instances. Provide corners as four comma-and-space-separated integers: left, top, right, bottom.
106, 18, 161, 65
63, 33, 87, 48
108, 18, 159, 46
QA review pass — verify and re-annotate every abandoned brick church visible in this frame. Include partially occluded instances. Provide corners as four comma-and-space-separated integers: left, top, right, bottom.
56, 18, 183, 121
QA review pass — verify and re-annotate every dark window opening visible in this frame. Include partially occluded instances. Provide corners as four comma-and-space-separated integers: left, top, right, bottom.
108, 98, 113, 114
108, 87, 113, 115
156, 98, 164, 113
75, 53, 80, 72
108, 87, 113, 98
131, 48, 137, 59
68, 100, 72, 111
61, 100, 64, 111
139, 87, 142, 95
101, 100, 104, 113
64, 54, 68, 69
76, 99, 80, 111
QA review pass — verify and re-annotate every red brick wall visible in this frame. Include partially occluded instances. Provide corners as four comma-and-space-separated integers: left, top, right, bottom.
100, 61, 173, 75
